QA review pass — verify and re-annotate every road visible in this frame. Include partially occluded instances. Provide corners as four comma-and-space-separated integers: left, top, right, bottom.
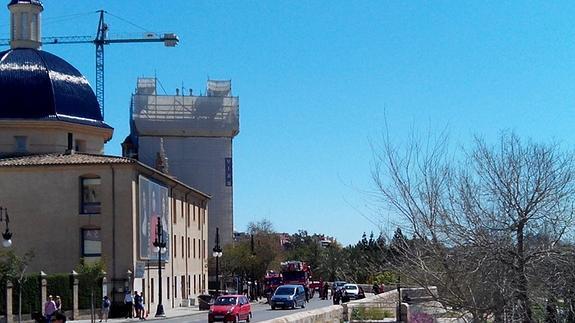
161, 296, 335, 323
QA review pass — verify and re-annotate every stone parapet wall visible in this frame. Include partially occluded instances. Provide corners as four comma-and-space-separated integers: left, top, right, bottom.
257, 287, 438, 323
258, 305, 343, 323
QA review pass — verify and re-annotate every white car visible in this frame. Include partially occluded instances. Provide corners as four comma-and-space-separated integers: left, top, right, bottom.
342, 283, 364, 300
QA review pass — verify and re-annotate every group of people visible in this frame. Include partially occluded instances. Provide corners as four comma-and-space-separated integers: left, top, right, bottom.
41, 295, 66, 323
123, 289, 147, 320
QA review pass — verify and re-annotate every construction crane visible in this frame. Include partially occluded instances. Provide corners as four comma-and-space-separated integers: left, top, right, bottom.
0, 10, 179, 117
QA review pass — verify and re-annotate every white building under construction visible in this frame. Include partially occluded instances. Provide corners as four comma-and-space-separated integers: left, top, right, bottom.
123, 78, 239, 250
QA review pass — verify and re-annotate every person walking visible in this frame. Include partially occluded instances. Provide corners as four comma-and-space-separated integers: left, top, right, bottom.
322, 282, 329, 300
54, 296, 62, 312
100, 296, 111, 322
134, 291, 145, 320
44, 295, 57, 322
124, 289, 134, 318
372, 283, 380, 295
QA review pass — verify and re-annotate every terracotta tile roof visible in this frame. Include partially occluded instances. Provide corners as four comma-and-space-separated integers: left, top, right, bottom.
0, 153, 134, 167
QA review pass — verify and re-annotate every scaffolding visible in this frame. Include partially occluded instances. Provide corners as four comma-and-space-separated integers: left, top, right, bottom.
131, 78, 239, 137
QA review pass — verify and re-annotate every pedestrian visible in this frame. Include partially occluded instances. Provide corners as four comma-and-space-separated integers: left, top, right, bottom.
304, 286, 309, 303
322, 282, 329, 300
100, 296, 111, 322
372, 283, 380, 295
134, 291, 145, 320
44, 295, 57, 322
124, 289, 134, 318
332, 288, 340, 305
54, 295, 62, 311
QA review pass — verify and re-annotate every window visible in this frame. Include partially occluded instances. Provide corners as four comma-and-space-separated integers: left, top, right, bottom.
81, 177, 101, 214
202, 239, 206, 258
81, 228, 101, 259
20, 12, 29, 40
167, 277, 170, 299
174, 276, 177, 298
151, 278, 154, 303
173, 235, 177, 256
187, 237, 190, 258
193, 239, 196, 258
181, 275, 185, 298
30, 13, 37, 41
181, 236, 184, 259
173, 201, 177, 224
14, 136, 28, 153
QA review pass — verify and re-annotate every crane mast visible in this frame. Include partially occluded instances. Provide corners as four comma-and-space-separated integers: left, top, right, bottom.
95, 10, 107, 116
0, 10, 179, 118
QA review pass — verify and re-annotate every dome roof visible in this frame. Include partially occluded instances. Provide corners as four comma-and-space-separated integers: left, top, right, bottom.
0, 48, 110, 128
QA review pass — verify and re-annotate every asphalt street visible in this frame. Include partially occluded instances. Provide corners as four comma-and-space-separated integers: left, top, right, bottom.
160, 296, 335, 323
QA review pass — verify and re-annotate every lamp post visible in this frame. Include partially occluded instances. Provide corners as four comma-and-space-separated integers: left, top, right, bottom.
126, 269, 132, 290
0, 207, 12, 248
212, 227, 223, 296
250, 234, 256, 301
152, 217, 167, 317
397, 275, 402, 323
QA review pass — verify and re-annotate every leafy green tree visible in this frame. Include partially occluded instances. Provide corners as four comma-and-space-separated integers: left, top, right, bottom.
0, 249, 34, 322
76, 260, 105, 323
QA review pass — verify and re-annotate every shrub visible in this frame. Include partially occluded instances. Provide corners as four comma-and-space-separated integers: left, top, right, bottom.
351, 307, 394, 320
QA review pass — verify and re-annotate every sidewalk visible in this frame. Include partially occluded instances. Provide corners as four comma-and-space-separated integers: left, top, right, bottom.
72, 306, 207, 323
72, 298, 268, 323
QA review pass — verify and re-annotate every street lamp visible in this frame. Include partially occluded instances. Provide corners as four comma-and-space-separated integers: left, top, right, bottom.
249, 234, 256, 301
0, 207, 12, 248
126, 269, 132, 290
212, 227, 223, 296
397, 275, 402, 323
152, 217, 167, 317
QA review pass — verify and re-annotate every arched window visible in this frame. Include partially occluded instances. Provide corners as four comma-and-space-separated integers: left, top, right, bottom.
81, 176, 101, 214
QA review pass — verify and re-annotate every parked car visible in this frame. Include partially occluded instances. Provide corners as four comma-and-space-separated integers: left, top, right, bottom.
333, 281, 347, 292
208, 295, 252, 322
342, 283, 365, 300
270, 284, 306, 310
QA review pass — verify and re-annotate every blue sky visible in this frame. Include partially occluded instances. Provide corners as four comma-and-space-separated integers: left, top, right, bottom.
2, 1, 575, 245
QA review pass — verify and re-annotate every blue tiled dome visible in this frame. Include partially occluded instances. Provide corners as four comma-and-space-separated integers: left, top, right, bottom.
0, 48, 110, 128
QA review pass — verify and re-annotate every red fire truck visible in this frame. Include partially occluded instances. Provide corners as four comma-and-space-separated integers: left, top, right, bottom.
264, 270, 282, 293
280, 260, 312, 298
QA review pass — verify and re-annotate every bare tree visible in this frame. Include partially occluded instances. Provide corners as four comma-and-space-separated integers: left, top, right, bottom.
372, 131, 575, 322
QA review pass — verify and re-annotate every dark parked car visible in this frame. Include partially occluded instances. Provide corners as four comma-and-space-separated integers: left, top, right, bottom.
270, 285, 306, 310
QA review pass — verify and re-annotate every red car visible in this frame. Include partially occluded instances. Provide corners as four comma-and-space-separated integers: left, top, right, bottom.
208, 295, 252, 323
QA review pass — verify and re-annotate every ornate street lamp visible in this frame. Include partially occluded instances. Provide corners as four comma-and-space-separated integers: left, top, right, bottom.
212, 227, 223, 296
152, 217, 167, 317
0, 207, 12, 248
